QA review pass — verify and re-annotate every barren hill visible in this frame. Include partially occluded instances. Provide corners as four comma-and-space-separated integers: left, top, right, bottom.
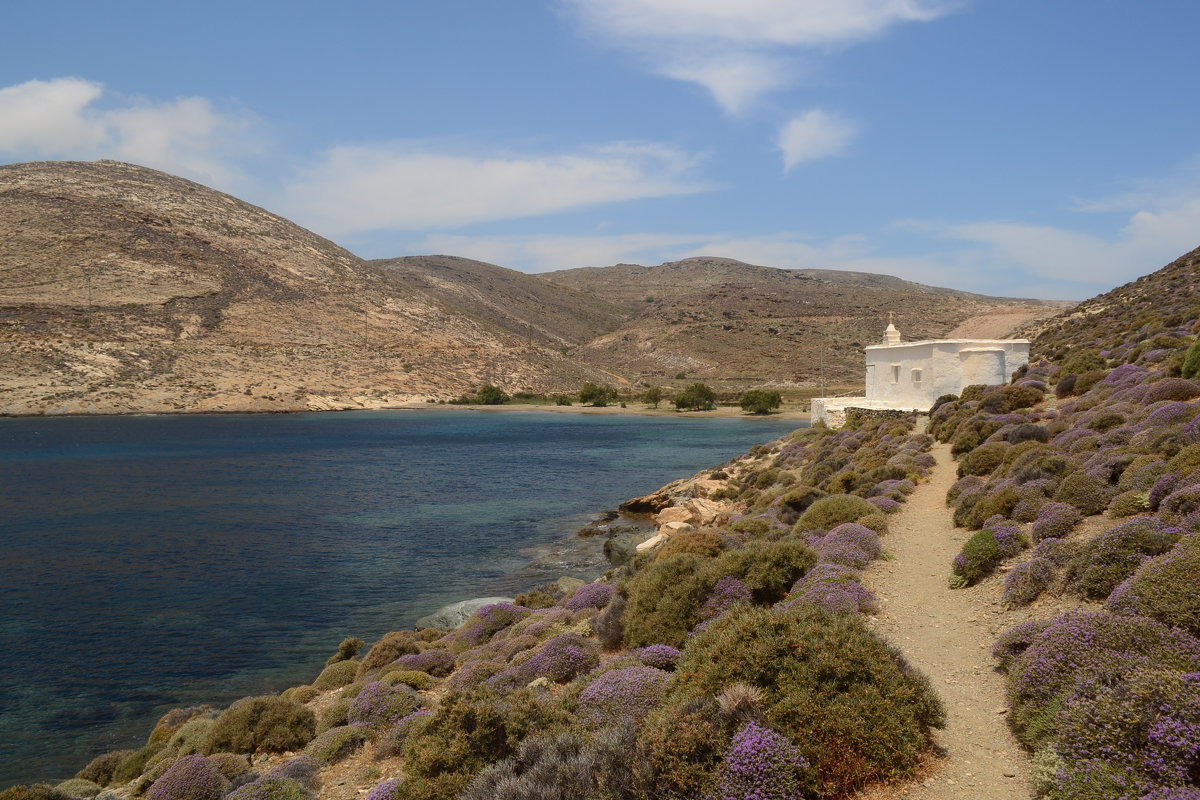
0, 161, 600, 415
1018, 244, 1200, 363
543, 257, 1064, 387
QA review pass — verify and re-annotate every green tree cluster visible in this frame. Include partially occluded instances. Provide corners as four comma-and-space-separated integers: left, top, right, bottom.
475, 385, 510, 405
642, 386, 663, 408
739, 389, 782, 414
674, 383, 715, 411
579, 382, 618, 406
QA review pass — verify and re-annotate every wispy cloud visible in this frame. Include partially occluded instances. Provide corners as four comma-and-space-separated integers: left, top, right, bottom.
280, 142, 710, 235
777, 109, 857, 170
561, 0, 958, 113
0, 77, 258, 188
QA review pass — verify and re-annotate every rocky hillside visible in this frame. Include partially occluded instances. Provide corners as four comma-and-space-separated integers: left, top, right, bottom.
544, 257, 1064, 386
1019, 244, 1200, 369
0, 161, 601, 415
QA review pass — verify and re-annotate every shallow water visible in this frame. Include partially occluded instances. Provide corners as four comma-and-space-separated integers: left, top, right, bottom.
0, 409, 801, 786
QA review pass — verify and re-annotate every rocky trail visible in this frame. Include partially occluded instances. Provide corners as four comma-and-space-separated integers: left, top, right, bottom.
857, 441, 1032, 800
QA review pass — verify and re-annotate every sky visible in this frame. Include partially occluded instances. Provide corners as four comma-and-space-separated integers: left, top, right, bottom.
2, 1, 1199, 300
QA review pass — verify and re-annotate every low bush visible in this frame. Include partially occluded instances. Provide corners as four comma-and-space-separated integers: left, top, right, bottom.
576, 666, 672, 728
458, 727, 638, 800
709, 539, 817, 605
400, 688, 571, 800
205, 696, 316, 755
1066, 516, 1181, 600
1140, 377, 1200, 404
301, 725, 370, 765
347, 682, 420, 730
147, 707, 214, 745
793, 494, 878, 532
1001, 559, 1054, 607
1107, 489, 1151, 517
452, 603, 532, 650
590, 592, 626, 650
357, 632, 421, 677
1107, 534, 1200, 636
52, 780, 100, 799
165, 717, 215, 756
634, 644, 681, 670
145, 756, 228, 800
671, 603, 943, 797
950, 529, 1003, 587
714, 721, 815, 800
75, 750, 133, 786
315, 697, 350, 734
391, 648, 455, 677
224, 776, 312, 800
1031, 501, 1082, 542
561, 582, 614, 611
372, 709, 431, 760
1002, 611, 1200, 750
1053, 470, 1116, 515
377, 669, 438, 690
110, 743, 164, 784
656, 529, 723, 559
325, 637, 364, 666
784, 563, 878, 615
312, 660, 358, 690
955, 484, 1020, 530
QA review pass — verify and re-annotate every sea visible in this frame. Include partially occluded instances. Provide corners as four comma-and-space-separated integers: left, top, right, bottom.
0, 408, 803, 787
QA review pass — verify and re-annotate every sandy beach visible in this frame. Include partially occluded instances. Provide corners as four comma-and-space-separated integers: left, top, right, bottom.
389, 401, 812, 422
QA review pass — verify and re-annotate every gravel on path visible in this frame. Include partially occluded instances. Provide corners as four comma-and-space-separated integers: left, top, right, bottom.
855, 441, 1032, 800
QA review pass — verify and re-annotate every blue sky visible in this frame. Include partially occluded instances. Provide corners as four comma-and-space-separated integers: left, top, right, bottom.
2, 1, 1198, 299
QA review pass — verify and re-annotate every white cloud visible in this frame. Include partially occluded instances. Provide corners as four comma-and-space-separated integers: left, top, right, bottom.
281, 142, 710, 235
777, 109, 856, 170
0, 77, 257, 188
562, 0, 957, 112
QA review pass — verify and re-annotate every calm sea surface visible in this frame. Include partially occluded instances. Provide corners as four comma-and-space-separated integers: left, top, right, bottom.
0, 409, 802, 786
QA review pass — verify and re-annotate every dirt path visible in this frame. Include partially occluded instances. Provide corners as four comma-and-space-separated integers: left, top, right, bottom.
857, 441, 1031, 799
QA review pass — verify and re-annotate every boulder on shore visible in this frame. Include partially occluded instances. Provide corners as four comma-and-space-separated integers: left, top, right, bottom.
415, 596, 515, 629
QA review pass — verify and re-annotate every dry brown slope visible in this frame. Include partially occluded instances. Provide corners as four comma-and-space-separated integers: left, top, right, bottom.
0, 160, 601, 415
369, 254, 630, 347
546, 257, 1059, 386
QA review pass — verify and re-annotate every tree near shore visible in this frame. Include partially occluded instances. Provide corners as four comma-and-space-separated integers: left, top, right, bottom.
675, 383, 716, 411
642, 386, 664, 408
579, 382, 619, 407
739, 389, 782, 415
475, 385, 510, 405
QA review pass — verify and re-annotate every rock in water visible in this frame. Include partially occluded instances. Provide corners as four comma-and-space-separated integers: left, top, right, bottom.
415, 597, 515, 629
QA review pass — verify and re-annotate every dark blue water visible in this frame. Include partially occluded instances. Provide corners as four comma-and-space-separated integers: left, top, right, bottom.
0, 409, 801, 786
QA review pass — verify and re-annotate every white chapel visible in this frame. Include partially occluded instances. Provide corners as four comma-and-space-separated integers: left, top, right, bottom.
810, 316, 1030, 426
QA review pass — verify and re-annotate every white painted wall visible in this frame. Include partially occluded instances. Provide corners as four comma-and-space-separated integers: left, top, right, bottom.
863, 339, 1030, 409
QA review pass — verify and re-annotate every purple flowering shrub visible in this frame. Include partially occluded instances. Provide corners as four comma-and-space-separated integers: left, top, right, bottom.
1065, 516, 1181, 599
950, 519, 1022, 587
577, 666, 671, 727
224, 776, 312, 800
458, 728, 635, 800
347, 681, 420, 729
1149, 474, 1179, 511
562, 581, 614, 611
392, 648, 455, 677
300, 724, 369, 765
1053, 669, 1200, 800
866, 495, 901, 513
1053, 470, 1117, 515
372, 709, 432, 760
451, 603, 531, 649
1032, 501, 1083, 542
635, 644, 682, 670
714, 722, 814, 800
784, 562, 878, 615
672, 603, 943, 796
264, 755, 321, 792
146, 756, 229, 800
1001, 558, 1054, 607
992, 619, 1053, 671
1107, 534, 1200, 636
488, 633, 599, 688
1032, 536, 1079, 567
1160, 483, 1200, 525
1003, 611, 1200, 750
364, 779, 402, 800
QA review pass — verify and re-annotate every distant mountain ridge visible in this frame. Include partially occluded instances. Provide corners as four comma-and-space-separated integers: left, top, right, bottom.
1, 160, 1066, 415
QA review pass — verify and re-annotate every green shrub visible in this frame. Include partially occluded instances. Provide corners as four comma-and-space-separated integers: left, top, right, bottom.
53, 780, 101, 799
204, 696, 316, 755
956, 485, 1020, 529
475, 385, 510, 405
312, 659, 359, 690
634, 702, 728, 799
203, 753, 250, 781
325, 636, 364, 666
165, 718, 215, 757
280, 685, 319, 704
621, 554, 711, 648
378, 669, 440, 690
726, 517, 776, 537
579, 382, 618, 406
148, 707, 214, 745
793, 494, 878, 532
672, 604, 943, 797
956, 441, 1009, 478
1061, 349, 1106, 375
302, 724, 370, 765
75, 750, 134, 786
1108, 534, 1200, 636
1073, 368, 1109, 395
111, 742, 165, 784
400, 688, 571, 800
0, 787, 68, 800
949, 427, 981, 456
1106, 490, 1150, 518
1052, 470, 1116, 516
959, 384, 986, 402
1181, 338, 1200, 378
656, 529, 723, 560
674, 383, 716, 411
705, 539, 817, 605
316, 697, 351, 734
357, 631, 421, 678
950, 530, 1002, 586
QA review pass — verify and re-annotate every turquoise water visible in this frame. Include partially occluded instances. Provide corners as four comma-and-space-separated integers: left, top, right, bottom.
0, 409, 802, 786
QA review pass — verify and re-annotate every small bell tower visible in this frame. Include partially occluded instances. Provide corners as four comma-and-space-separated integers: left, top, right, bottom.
883, 312, 901, 346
